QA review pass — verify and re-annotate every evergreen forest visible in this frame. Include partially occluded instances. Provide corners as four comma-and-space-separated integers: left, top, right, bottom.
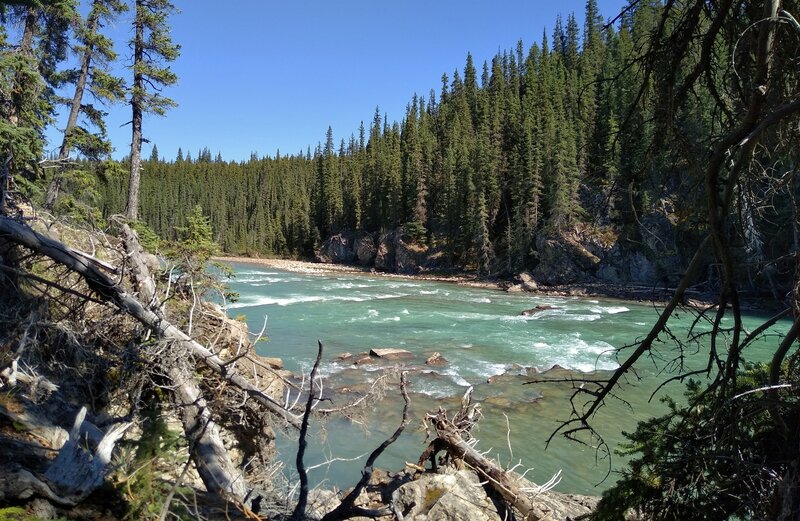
2, 0, 800, 519
97, 1, 729, 277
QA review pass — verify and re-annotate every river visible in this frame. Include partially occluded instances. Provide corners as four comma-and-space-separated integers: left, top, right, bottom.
222, 261, 784, 496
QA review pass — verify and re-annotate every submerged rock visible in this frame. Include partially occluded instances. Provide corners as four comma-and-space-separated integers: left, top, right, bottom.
520, 304, 559, 316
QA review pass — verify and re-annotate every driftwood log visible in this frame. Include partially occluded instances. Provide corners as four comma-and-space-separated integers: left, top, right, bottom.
418, 391, 552, 521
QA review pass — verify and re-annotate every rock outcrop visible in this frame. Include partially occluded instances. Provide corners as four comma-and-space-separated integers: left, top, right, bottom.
392, 469, 500, 521
532, 234, 601, 285
315, 231, 356, 264
354, 231, 377, 265
315, 211, 687, 288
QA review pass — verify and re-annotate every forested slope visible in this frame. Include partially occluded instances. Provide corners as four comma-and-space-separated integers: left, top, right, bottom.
99, 1, 795, 296
98, 4, 688, 264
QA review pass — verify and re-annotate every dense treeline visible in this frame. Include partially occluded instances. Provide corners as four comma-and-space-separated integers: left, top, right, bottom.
101, 1, 706, 273
101, 151, 316, 255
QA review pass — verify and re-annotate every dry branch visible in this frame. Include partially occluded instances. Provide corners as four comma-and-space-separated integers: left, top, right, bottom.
0, 215, 301, 429
321, 371, 411, 521
292, 340, 324, 520
418, 393, 551, 521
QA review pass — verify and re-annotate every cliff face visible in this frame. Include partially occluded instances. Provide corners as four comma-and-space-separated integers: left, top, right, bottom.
315, 214, 692, 291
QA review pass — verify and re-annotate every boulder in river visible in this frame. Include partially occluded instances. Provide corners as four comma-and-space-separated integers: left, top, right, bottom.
370, 348, 414, 360
425, 352, 447, 366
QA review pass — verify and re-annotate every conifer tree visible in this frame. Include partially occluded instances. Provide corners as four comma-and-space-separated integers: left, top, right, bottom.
1, 0, 76, 210
125, 0, 179, 221
58, 0, 127, 160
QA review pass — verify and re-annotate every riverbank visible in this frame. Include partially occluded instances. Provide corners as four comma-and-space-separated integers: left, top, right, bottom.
213, 255, 704, 305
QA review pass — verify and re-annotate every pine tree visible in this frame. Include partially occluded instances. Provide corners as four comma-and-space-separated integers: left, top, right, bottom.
58, 0, 127, 160
125, 0, 180, 221
0, 1, 76, 210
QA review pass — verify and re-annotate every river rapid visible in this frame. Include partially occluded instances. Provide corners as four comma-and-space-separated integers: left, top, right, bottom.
222, 261, 784, 495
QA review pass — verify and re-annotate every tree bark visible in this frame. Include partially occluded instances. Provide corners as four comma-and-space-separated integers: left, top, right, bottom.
167, 363, 250, 502
57, 7, 98, 160
125, 1, 144, 221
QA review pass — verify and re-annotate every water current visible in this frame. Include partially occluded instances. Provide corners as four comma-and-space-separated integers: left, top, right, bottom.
222, 261, 786, 496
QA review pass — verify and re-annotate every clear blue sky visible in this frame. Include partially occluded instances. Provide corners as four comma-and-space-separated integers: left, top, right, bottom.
47, 0, 629, 162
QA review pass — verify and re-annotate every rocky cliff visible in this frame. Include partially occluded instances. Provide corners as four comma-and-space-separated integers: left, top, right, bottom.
315, 208, 694, 292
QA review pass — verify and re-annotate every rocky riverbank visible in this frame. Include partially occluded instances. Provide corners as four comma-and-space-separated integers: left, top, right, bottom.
214, 254, 711, 306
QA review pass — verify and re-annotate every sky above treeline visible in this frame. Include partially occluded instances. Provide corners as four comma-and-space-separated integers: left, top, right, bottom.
46, 0, 630, 162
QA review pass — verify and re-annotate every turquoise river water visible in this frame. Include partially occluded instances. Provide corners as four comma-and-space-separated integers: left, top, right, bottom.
222, 261, 787, 496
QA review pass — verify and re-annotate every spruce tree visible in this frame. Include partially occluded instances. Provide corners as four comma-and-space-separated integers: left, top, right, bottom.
125, 0, 179, 221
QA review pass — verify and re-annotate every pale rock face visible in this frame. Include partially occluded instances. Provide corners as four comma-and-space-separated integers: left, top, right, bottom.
374, 231, 396, 271
354, 231, 377, 265
392, 469, 501, 521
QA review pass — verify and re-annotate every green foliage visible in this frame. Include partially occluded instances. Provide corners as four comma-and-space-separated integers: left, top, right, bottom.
174, 204, 218, 266
130, 219, 162, 252
402, 221, 427, 242
0, 506, 69, 521
593, 363, 800, 521
96, 0, 684, 274
116, 400, 189, 520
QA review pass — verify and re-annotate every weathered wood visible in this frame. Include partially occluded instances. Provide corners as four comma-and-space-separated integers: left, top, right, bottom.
0, 215, 300, 429
121, 220, 271, 514
0, 468, 72, 505
420, 411, 551, 521
121, 223, 156, 305
44, 407, 130, 502
167, 363, 249, 502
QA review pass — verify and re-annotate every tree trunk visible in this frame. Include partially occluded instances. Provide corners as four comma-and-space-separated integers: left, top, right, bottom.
43, 7, 101, 210
126, 2, 144, 221
167, 363, 250, 502
58, 9, 98, 160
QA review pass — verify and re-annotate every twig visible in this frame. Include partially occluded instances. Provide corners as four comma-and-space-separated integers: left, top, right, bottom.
292, 340, 324, 520
321, 371, 411, 521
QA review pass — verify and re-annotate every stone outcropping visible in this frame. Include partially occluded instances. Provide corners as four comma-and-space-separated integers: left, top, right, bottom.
318, 228, 429, 274
390, 468, 600, 521
315, 231, 356, 264
315, 207, 687, 287
354, 231, 377, 265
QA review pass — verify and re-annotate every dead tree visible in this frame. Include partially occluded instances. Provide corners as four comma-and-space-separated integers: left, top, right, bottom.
417, 388, 552, 521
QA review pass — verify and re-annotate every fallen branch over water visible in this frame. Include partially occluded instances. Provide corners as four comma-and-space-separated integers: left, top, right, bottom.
0, 215, 301, 430
419, 405, 552, 521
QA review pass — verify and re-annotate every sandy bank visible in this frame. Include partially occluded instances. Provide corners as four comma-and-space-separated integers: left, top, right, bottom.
213, 255, 502, 289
